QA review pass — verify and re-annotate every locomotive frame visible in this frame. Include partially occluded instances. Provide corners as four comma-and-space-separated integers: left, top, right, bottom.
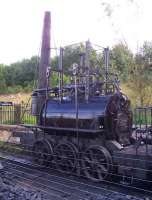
24, 43, 139, 182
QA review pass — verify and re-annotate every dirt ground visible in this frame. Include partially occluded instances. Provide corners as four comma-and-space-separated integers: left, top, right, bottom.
0, 125, 25, 143
0, 93, 31, 104
0, 130, 12, 142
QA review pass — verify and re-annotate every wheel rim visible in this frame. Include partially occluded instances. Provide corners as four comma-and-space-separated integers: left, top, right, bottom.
54, 142, 78, 173
32, 140, 53, 166
82, 145, 112, 182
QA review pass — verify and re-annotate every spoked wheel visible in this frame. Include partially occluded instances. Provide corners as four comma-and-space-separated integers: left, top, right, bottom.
81, 145, 113, 182
32, 140, 53, 166
54, 142, 78, 174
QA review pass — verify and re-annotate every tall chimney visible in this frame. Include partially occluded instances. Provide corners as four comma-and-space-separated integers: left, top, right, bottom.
38, 11, 51, 89
31, 12, 51, 119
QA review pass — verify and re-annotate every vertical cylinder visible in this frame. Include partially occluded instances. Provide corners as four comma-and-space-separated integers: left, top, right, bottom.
104, 47, 109, 94
85, 40, 90, 103
59, 47, 64, 102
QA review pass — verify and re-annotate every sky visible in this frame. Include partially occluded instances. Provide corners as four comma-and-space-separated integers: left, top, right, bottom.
0, 0, 151, 64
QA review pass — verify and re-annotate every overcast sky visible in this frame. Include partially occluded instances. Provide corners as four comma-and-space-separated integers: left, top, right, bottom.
0, 0, 151, 64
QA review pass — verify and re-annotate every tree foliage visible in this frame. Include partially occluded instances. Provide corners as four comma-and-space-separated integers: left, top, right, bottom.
110, 43, 134, 81
127, 43, 152, 106
0, 64, 6, 93
4, 56, 39, 87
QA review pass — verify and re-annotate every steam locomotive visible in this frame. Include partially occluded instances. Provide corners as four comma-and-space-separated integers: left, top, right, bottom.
23, 12, 152, 183
27, 42, 136, 182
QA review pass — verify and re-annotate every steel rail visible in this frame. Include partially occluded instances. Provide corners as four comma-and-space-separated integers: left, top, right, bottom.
0, 154, 150, 199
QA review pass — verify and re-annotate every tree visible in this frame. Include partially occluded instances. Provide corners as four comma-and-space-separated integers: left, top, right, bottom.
62, 43, 85, 70
127, 43, 152, 107
4, 56, 39, 88
110, 43, 134, 81
0, 64, 6, 93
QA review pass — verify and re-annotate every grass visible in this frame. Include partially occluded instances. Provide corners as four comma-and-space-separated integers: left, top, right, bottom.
0, 115, 36, 125
21, 114, 36, 125
0, 117, 36, 125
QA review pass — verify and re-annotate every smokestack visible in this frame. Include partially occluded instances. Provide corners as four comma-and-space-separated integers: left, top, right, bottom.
31, 12, 51, 118
38, 11, 51, 89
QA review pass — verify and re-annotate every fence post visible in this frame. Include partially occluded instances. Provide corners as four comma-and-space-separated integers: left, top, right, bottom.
14, 104, 21, 124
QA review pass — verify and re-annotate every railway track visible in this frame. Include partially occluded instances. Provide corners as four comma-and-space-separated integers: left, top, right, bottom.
0, 151, 151, 200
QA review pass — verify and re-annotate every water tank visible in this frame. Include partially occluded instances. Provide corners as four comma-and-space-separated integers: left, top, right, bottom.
31, 92, 39, 116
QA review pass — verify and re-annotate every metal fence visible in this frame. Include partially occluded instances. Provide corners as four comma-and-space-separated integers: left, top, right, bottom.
134, 106, 152, 128
0, 103, 36, 125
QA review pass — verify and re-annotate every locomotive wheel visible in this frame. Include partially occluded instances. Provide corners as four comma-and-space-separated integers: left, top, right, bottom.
81, 145, 113, 182
32, 140, 53, 166
54, 142, 78, 174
